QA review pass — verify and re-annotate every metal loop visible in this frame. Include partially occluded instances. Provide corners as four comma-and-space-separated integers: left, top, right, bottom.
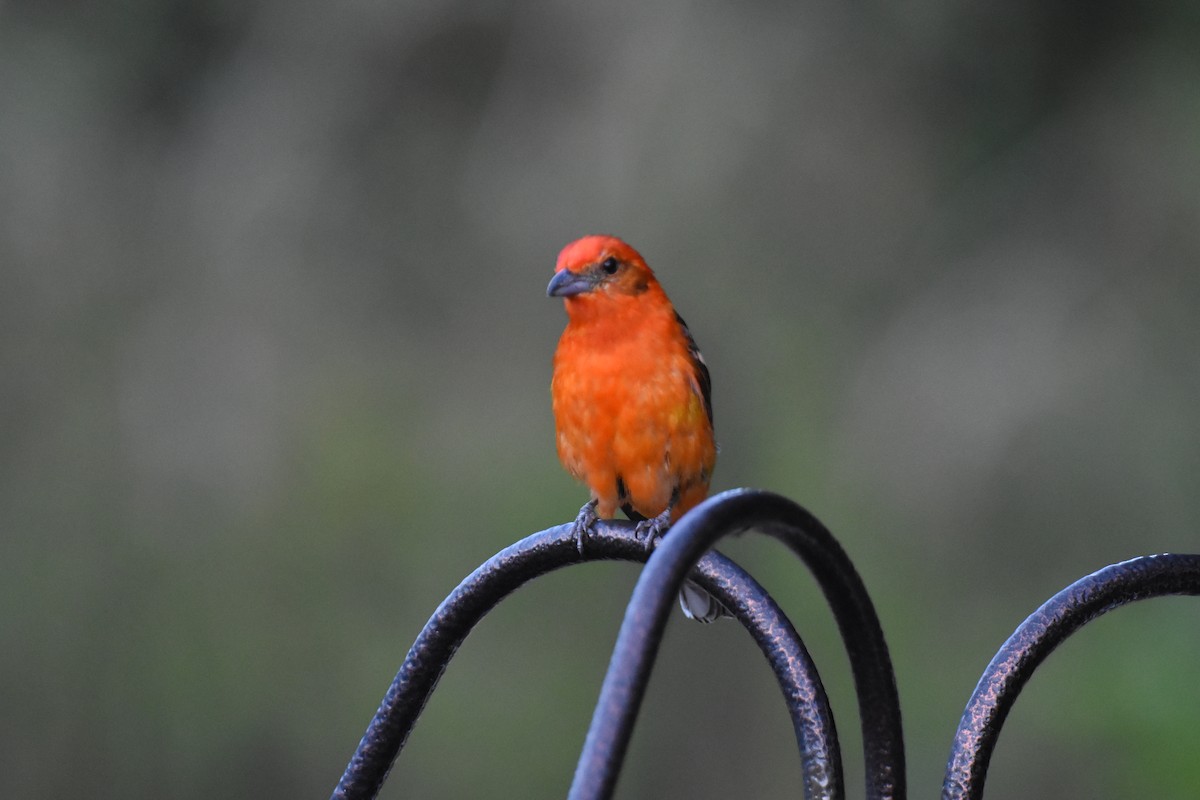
331, 508, 845, 800
942, 553, 1200, 800
569, 489, 904, 800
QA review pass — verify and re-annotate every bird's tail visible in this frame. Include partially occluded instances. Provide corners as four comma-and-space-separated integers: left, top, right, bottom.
622, 504, 729, 623
679, 580, 729, 623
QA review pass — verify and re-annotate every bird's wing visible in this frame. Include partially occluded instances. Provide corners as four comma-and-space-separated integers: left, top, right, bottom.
674, 311, 713, 427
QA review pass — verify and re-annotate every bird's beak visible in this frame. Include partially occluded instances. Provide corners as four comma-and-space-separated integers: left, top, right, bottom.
546, 269, 593, 298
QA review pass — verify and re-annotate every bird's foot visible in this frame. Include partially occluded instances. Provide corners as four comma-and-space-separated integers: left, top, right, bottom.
572, 499, 599, 557
633, 508, 672, 553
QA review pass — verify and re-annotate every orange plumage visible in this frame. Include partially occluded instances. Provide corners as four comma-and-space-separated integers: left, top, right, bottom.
546, 241, 729, 618
548, 236, 722, 620
548, 235, 716, 527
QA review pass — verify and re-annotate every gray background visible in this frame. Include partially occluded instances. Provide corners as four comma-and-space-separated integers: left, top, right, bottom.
4, 1, 1199, 797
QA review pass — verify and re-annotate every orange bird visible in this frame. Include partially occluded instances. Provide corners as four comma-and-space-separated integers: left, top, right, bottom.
547, 235, 723, 621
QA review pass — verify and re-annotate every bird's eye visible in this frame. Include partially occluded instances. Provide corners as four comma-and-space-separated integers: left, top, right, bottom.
601, 257, 620, 275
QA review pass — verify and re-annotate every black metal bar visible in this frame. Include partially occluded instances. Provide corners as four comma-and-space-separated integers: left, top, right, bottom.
569, 488, 904, 800
330, 515, 842, 800
697, 549, 844, 800
942, 553, 1200, 800
763, 497, 905, 800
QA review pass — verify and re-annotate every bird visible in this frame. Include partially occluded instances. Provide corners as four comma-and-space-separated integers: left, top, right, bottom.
547, 235, 725, 622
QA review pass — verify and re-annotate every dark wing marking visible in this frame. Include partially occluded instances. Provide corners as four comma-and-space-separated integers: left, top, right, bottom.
675, 311, 713, 427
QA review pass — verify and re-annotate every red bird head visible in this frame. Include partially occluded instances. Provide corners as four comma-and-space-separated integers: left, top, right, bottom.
546, 235, 661, 304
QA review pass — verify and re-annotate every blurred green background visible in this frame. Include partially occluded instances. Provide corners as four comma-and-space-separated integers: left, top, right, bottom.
3, 1, 1199, 797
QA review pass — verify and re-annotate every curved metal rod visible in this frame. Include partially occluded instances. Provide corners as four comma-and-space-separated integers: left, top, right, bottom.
942, 553, 1200, 800
569, 488, 904, 800
330, 516, 842, 800
702, 550, 844, 800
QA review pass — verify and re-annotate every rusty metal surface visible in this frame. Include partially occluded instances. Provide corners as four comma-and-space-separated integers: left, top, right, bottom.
942, 553, 1200, 800
328, 484, 1200, 800
330, 504, 848, 800
568, 489, 904, 800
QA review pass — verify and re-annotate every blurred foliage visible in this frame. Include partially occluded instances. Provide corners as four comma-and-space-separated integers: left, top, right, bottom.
3, 0, 1200, 797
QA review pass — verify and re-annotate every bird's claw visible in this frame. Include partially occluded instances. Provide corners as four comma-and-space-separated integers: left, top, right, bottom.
572, 499, 599, 557
633, 508, 672, 553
